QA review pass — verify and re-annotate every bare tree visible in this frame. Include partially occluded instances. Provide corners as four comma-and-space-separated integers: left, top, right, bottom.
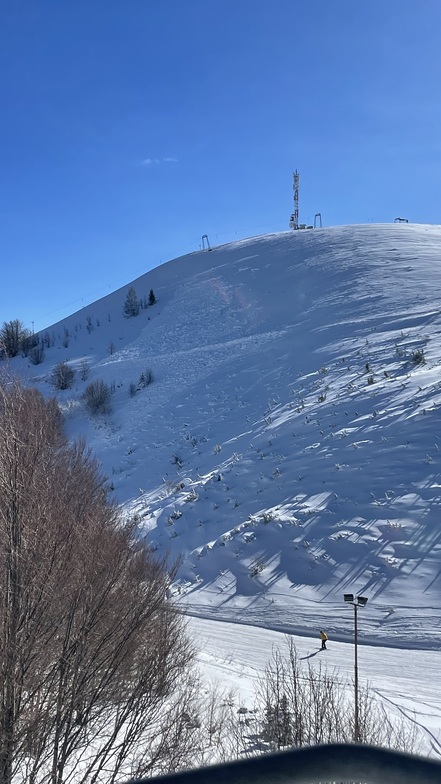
0, 381, 65, 783
0, 379, 194, 784
28, 343, 45, 366
129, 680, 241, 776
79, 360, 89, 382
256, 639, 417, 753
82, 379, 112, 415
50, 361, 75, 390
0, 320, 31, 359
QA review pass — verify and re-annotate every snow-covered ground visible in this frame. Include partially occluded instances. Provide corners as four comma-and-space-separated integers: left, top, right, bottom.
9, 221, 441, 755
186, 615, 441, 758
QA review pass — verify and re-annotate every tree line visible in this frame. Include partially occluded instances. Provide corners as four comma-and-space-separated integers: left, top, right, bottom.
0, 286, 156, 362
0, 379, 194, 784
0, 320, 38, 360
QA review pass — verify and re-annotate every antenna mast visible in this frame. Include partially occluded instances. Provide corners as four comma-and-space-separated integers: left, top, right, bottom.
289, 170, 300, 230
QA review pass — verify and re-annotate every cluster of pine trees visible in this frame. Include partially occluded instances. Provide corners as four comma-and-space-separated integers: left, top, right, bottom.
123, 287, 156, 318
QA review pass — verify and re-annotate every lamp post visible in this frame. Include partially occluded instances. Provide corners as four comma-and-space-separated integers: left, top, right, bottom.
344, 593, 368, 742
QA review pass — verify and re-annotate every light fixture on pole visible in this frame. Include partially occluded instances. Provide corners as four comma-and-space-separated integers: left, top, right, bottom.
344, 593, 368, 742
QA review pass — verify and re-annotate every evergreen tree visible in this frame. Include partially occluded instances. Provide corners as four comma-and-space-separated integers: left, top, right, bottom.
278, 693, 293, 747
148, 288, 156, 306
263, 693, 293, 749
123, 287, 140, 318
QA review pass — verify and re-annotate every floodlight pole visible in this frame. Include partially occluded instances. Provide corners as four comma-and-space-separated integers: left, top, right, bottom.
344, 594, 368, 742
354, 601, 359, 742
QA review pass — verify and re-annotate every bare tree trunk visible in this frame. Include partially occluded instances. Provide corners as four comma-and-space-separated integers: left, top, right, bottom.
0, 439, 21, 784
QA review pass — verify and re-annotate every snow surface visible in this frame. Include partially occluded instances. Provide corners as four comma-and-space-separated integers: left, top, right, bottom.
186, 615, 441, 758
10, 222, 441, 754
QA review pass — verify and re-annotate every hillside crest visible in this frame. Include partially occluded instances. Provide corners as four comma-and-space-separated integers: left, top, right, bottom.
12, 223, 441, 646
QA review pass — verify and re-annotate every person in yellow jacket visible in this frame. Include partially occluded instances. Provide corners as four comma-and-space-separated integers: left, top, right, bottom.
320, 630, 328, 650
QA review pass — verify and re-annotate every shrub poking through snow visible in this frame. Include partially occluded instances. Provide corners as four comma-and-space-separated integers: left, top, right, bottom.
139, 368, 154, 388
80, 359, 90, 381
28, 344, 45, 366
411, 348, 425, 365
50, 361, 75, 390
83, 379, 113, 415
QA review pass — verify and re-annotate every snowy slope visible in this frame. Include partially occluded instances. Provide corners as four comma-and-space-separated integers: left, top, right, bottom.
13, 223, 441, 647
186, 616, 441, 758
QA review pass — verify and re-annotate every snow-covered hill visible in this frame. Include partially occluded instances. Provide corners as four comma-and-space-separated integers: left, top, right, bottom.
12, 223, 441, 648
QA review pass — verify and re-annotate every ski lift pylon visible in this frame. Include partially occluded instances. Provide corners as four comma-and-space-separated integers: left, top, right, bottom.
201, 234, 212, 251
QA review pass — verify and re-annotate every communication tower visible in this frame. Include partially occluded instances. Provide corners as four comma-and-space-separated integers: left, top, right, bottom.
289, 170, 300, 230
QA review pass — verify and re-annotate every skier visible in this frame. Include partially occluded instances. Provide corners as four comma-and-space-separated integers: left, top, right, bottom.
320, 630, 328, 650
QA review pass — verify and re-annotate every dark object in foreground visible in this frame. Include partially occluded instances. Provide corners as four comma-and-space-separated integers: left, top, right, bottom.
127, 743, 441, 784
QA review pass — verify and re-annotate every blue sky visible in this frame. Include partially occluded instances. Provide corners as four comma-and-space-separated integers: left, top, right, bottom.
1, 0, 440, 332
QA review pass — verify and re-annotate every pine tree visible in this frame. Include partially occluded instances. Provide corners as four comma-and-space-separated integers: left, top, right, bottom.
148, 288, 156, 306
263, 693, 293, 749
278, 693, 293, 747
123, 287, 140, 318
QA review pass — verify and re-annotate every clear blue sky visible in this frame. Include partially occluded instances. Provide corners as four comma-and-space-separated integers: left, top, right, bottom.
1, 0, 440, 332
